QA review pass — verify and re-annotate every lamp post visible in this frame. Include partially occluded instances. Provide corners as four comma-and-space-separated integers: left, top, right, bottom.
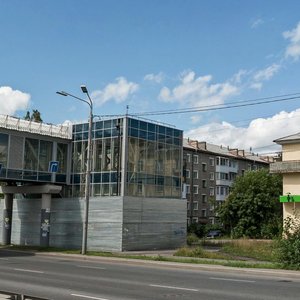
56, 86, 93, 255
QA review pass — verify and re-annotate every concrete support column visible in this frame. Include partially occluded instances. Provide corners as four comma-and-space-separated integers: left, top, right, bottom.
40, 194, 51, 247
2, 193, 13, 245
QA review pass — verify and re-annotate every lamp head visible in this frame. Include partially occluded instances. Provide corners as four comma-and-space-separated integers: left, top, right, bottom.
81, 85, 88, 94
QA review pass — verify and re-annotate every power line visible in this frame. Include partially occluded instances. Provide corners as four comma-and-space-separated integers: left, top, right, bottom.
130, 93, 300, 117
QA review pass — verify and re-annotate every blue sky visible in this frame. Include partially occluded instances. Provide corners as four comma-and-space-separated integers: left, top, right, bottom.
1, 0, 300, 153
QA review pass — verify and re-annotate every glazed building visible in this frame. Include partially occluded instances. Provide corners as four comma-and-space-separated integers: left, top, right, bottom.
0, 115, 186, 251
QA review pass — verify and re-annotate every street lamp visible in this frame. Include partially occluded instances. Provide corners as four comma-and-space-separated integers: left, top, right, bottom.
56, 86, 93, 255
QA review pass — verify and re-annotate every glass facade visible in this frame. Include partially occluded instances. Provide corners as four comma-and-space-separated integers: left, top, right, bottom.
71, 118, 122, 197
71, 117, 183, 198
0, 133, 8, 177
127, 118, 182, 198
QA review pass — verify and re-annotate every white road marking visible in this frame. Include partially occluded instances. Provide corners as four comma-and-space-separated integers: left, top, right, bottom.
14, 268, 44, 274
76, 265, 106, 270
71, 294, 110, 300
210, 277, 255, 283
150, 284, 199, 292
0, 258, 8, 260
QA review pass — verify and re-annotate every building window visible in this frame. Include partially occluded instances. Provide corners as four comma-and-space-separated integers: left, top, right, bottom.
202, 194, 207, 203
209, 157, 215, 166
209, 187, 215, 196
201, 209, 207, 217
210, 172, 214, 180
187, 201, 190, 210
193, 170, 198, 179
192, 217, 198, 224
202, 179, 207, 188
202, 163, 207, 172
186, 184, 190, 194
187, 154, 191, 163
193, 154, 198, 164
193, 185, 199, 194
193, 201, 198, 210
186, 169, 190, 178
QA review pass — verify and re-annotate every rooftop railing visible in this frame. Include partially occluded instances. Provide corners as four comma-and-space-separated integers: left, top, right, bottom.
0, 115, 72, 140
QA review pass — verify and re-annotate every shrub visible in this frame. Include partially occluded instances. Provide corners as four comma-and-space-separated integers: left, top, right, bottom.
276, 216, 300, 269
187, 233, 199, 245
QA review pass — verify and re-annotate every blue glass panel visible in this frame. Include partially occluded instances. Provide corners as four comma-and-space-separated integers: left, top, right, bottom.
166, 137, 173, 144
95, 130, 103, 139
74, 124, 83, 132
148, 123, 155, 132
129, 128, 139, 137
130, 118, 139, 129
111, 128, 119, 137
174, 138, 181, 146
95, 121, 103, 130
82, 123, 89, 131
147, 131, 156, 141
139, 130, 147, 139
23, 171, 38, 181
93, 173, 101, 183
82, 132, 88, 140
158, 134, 165, 142
56, 174, 66, 183
74, 132, 82, 141
72, 174, 81, 184
104, 120, 112, 129
38, 173, 52, 182
139, 121, 147, 130
102, 172, 110, 182
110, 172, 117, 182
103, 129, 111, 138
166, 127, 173, 136
6, 169, 22, 180
158, 126, 166, 134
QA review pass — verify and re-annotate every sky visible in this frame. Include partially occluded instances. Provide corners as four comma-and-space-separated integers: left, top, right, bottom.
1, 0, 300, 155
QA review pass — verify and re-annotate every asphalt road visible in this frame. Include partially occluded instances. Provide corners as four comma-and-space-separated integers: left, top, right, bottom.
0, 249, 299, 300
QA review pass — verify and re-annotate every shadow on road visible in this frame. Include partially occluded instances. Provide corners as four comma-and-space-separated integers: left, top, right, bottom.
0, 248, 35, 258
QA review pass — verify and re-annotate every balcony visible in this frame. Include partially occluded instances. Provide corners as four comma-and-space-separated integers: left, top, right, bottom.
270, 160, 300, 174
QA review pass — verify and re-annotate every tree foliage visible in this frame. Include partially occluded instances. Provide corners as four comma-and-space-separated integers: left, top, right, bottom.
24, 109, 43, 123
218, 169, 282, 238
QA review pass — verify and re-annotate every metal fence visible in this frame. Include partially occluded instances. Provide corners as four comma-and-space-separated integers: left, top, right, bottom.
0, 291, 50, 300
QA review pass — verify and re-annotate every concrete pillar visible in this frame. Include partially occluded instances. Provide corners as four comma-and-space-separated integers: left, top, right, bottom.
40, 194, 51, 247
2, 193, 13, 245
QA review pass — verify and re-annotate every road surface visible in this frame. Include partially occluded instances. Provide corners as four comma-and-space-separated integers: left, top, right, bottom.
0, 249, 299, 300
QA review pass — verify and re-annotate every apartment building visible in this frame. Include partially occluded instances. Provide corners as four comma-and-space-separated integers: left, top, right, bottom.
183, 139, 271, 225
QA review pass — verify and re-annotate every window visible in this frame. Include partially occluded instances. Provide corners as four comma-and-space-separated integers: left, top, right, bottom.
216, 157, 228, 166
186, 169, 190, 178
209, 157, 215, 166
202, 194, 207, 203
193, 154, 198, 164
187, 201, 190, 210
201, 209, 207, 217
193, 201, 198, 210
202, 163, 207, 172
187, 154, 191, 163
210, 172, 214, 180
202, 179, 207, 188
193, 185, 199, 194
186, 184, 190, 194
193, 170, 198, 179
209, 187, 215, 196
192, 217, 198, 224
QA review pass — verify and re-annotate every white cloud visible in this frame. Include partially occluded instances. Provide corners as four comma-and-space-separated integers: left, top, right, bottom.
91, 77, 138, 106
250, 63, 280, 90
283, 21, 300, 60
190, 115, 202, 124
158, 70, 239, 107
251, 18, 264, 29
144, 72, 164, 83
0, 86, 30, 115
185, 109, 300, 153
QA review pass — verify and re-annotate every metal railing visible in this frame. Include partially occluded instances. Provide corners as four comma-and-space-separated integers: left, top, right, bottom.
0, 290, 50, 300
0, 115, 72, 140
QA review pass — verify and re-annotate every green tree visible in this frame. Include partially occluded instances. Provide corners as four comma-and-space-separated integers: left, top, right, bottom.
24, 109, 43, 123
218, 169, 282, 238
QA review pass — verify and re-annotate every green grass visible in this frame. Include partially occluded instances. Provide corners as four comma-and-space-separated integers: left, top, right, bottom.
220, 239, 277, 262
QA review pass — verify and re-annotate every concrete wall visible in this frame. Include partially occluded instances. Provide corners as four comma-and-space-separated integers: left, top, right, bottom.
122, 197, 186, 251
